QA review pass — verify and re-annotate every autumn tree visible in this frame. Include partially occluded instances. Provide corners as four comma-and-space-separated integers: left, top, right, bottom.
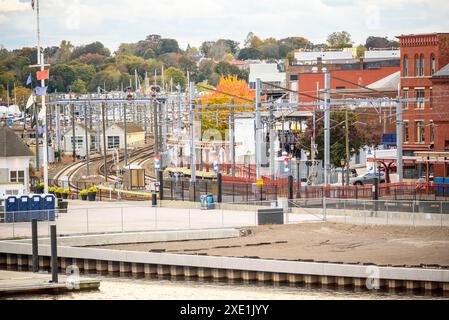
300, 110, 375, 169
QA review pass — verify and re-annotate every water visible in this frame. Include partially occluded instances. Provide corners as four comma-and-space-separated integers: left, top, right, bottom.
4, 274, 447, 300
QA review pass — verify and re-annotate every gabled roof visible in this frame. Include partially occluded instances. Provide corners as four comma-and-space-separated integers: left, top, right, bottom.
432, 63, 449, 78
114, 123, 144, 133
0, 123, 33, 158
367, 71, 400, 91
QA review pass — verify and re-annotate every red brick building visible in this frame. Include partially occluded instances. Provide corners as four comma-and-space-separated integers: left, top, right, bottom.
431, 63, 449, 177
398, 33, 449, 178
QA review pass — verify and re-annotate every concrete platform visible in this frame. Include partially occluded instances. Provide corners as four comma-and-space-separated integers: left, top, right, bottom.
0, 270, 100, 296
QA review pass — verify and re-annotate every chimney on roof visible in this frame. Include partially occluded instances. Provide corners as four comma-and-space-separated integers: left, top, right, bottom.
317, 57, 323, 72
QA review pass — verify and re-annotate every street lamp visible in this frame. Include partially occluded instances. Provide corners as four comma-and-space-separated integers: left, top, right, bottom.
246, 151, 251, 181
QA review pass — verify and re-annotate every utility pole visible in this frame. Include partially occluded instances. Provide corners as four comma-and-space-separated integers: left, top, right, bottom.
269, 105, 276, 180
153, 100, 159, 155
124, 102, 128, 176
198, 100, 203, 172
34, 102, 40, 170
55, 103, 62, 162
345, 108, 350, 186
101, 102, 107, 181
323, 71, 331, 222
396, 97, 403, 183
230, 99, 236, 177
71, 104, 76, 162
84, 103, 89, 176
189, 81, 196, 184
255, 78, 262, 180
324, 72, 331, 187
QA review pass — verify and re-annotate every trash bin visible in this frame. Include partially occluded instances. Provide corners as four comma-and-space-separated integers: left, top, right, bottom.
31, 195, 43, 221
201, 195, 215, 210
5, 196, 18, 223
18, 196, 31, 222
43, 194, 56, 221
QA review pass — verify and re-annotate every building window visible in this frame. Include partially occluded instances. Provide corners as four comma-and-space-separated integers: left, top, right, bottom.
290, 75, 298, 81
90, 136, 97, 151
403, 89, 409, 109
403, 56, 409, 77
10, 170, 25, 184
420, 54, 425, 77
430, 55, 436, 75
108, 136, 120, 149
415, 54, 420, 77
415, 121, 425, 143
430, 88, 433, 109
430, 121, 435, 143
70, 136, 83, 149
415, 89, 425, 109
404, 121, 409, 143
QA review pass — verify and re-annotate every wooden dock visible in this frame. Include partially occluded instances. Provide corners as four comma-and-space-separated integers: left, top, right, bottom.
0, 270, 100, 296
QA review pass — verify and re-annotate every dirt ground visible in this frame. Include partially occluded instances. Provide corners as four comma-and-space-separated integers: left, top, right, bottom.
95, 223, 449, 267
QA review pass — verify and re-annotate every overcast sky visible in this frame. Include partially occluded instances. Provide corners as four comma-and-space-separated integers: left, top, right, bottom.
1, 0, 448, 51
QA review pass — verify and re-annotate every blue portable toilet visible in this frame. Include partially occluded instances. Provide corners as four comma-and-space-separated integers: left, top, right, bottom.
30, 195, 43, 221
18, 196, 31, 222
42, 194, 56, 221
435, 178, 444, 197
5, 196, 18, 223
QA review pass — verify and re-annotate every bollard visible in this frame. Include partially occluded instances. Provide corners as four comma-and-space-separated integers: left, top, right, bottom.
373, 178, 379, 212
152, 193, 157, 207
50, 224, 58, 283
31, 219, 38, 273
288, 175, 294, 201
158, 170, 164, 201
217, 173, 222, 203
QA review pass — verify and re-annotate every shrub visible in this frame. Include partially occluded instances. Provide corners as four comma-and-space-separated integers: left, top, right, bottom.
88, 186, 99, 193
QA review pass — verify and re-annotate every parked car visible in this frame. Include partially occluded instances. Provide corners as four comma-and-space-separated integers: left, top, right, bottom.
350, 172, 386, 186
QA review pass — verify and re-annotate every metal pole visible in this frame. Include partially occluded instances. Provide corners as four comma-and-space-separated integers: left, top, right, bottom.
230, 99, 236, 177
153, 100, 159, 155
50, 224, 58, 283
56, 104, 62, 162
324, 71, 331, 187
34, 102, 40, 170
396, 98, 403, 182
255, 78, 262, 180
198, 100, 203, 172
72, 104, 76, 162
269, 106, 276, 180
41, 53, 49, 194
102, 102, 108, 181
32, 219, 38, 273
345, 108, 350, 186
190, 81, 196, 184
84, 103, 90, 176
323, 72, 330, 221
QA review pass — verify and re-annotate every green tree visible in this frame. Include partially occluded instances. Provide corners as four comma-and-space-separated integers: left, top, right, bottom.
156, 39, 180, 56
71, 41, 110, 60
356, 45, 367, 58
237, 48, 263, 60
59, 40, 74, 63
300, 111, 372, 168
327, 31, 353, 49
48, 64, 76, 92
71, 63, 96, 84
69, 78, 87, 94
164, 67, 187, 90
88, 67, 121, 92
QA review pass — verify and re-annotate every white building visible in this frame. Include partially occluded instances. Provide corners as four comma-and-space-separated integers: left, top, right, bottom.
103, 123, 145, 151
248, 63, 286, 89
0, 122, 33, 195
62, 124, 97, 158
364, 50, 400, 60
294, 51, 353, 64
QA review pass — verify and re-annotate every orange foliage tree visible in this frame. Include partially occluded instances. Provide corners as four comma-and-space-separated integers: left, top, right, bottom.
196, 75, 256, 138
